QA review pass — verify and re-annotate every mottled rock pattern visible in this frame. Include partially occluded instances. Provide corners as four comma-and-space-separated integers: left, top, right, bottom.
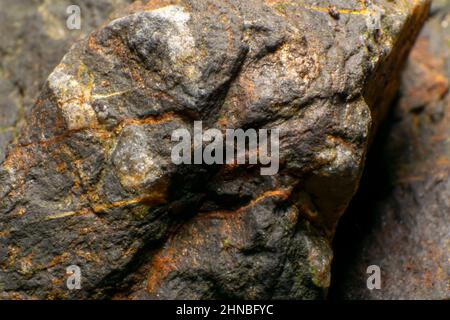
0, 0, 429, 299
331, 2, 449, 300
0, 0, 133, 163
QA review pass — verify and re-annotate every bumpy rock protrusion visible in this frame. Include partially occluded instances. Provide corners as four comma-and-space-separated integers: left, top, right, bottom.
0, 0, 134, 163
331, 2, 449, 300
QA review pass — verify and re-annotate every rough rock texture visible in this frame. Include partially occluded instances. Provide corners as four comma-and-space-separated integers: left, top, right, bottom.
0, 0, 429, 299
0, 0, 134, 163
331, 2, 450, 300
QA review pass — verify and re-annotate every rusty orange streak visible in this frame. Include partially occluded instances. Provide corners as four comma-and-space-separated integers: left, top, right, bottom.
46, 192, 167, 221
195, 188, 291, 221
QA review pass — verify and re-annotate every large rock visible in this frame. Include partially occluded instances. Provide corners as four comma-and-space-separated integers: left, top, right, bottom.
0, 0, 429, 299
331, 2, 450, 300
0, 0, 133, 163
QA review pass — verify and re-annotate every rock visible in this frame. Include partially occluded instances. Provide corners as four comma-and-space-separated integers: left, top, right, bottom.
0, 0, 134, 163
330, 2, 450, 300
0, 0, 429, 299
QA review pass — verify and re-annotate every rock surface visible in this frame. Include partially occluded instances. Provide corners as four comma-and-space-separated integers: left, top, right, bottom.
0, 0, 429, 299
0, 0, 133, 163
331, 2, 450, 300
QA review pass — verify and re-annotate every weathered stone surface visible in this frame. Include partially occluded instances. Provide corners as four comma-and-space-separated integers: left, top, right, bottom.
0, 0, 429, 299
331, 2, 450, 300
0, 0, 133, 163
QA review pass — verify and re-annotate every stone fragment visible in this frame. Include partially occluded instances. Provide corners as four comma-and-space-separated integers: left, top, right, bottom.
0, 0, 429, 299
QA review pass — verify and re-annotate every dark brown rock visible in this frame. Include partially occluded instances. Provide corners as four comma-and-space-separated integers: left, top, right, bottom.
0, 0, 429, 299
331, 2, 450, 300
